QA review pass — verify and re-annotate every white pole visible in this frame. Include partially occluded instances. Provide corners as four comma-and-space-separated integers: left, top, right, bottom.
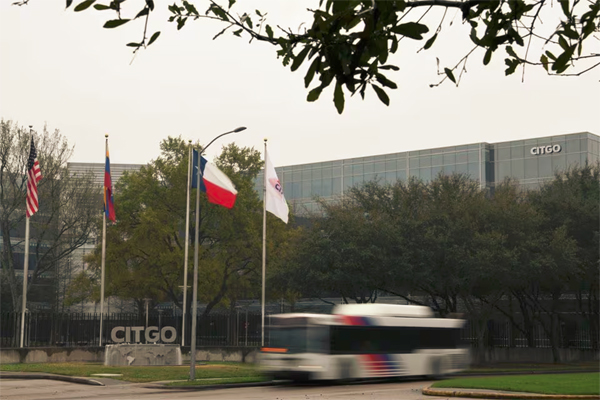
189, 149, 201, 380
182, 141, 192, 347
261, 139, 267, 347
99, 135, 108, 347
19, 217, 30, 348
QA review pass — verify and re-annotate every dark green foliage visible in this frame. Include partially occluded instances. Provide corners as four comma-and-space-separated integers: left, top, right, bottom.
273, 165, 599, 358
62, 0, 600, 113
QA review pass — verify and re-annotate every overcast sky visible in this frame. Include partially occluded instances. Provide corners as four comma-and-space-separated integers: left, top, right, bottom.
1, 1, 599, 168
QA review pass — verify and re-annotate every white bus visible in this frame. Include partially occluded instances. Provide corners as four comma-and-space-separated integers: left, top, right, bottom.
258, 303, 470, 382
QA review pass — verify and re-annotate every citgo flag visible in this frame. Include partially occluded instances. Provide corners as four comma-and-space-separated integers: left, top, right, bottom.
26, 136, 42, 218
265, 152, 289, 224
192, 149, 237, 209
104, 145, 116, 222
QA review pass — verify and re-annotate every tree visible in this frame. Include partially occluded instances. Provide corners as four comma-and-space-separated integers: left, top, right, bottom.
0, 119, 100, 312
276, 185, 392, 305
80, 137, 293, 316
19, 0, 599, 113
528, 164, 600, 352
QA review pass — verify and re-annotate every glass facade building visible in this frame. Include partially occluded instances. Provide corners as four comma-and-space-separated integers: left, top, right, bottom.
258, 132, 599, 215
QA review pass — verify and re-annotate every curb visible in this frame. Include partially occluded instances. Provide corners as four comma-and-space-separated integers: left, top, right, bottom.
422, 387, 600, 399
0, 373, 104, 386
143, 380, 279, 391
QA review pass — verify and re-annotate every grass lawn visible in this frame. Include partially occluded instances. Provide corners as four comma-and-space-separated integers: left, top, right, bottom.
432, 372, 600, 395
465, 361, 599, 374
0, 362, 263, 383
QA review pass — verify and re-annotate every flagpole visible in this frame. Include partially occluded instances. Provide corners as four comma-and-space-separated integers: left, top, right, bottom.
99, 134, 108, 347
188, 127, 246, 381
189, 149, 201, 380
20, 126, 34, 348
261, 139, 267, 347
20, 217, 30, 348
182, 141, 192, 347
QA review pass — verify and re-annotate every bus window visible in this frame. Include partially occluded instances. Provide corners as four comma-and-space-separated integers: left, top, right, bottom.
269, 327, 308, 353
307, 326, 329, 354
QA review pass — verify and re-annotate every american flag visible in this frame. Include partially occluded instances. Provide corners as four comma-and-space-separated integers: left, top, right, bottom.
26, 137, 42, 218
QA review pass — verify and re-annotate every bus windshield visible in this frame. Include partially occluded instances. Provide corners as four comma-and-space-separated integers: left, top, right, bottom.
269, 327, 308, 353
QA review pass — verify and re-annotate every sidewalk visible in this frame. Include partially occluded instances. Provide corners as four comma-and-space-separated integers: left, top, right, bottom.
2, 370, 599, 399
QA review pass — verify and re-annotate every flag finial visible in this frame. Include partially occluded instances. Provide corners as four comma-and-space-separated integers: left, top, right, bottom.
105, 134, 109, 138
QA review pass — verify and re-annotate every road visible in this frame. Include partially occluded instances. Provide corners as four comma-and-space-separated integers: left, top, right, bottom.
0, 379, 463, 400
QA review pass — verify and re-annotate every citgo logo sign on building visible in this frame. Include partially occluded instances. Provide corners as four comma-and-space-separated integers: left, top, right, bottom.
530, 144, 562, 155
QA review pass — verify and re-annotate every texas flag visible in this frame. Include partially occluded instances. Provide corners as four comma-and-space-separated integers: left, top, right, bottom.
192, 150, 237, 209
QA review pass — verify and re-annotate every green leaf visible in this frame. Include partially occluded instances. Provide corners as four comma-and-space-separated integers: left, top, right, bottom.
483, 48, 492, 65
291, 46, 310, 72
103, 19, 130, 29
390, 36, 398, 53
307, 86, 323, 102
127, 42, 142, 47
562, 27, 579, 40
66, 0, 73, 8
183, 1, 198, 15
558, 36, 570, 51
233, 29, 242, 37
540, 54, 549, 72
304, 57, 320, 88
504, 58, 518, 76
506, 46, 517, 59
93, 4, 110, 10
265, 25, 273, 39
211, 6, 229, 21
545, 50, 556, 61
333, 82, 345, 114
146, 0, 155, 11
74, 0, 95, 12
552, 48, 574, 73
424, 33, 437, 50
228, 0, 236, 9
559, 0, 570, 17
391, 22, 429, 40
135, 7, 149, 19
379, 65, 399, 71
148, 31, 161, 45
444, 68, 456, 84
372, 85, 390, 106
375, 73, 398, 89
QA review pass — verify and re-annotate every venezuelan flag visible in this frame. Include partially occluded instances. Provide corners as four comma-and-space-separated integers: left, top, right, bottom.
104, 146, 116, 222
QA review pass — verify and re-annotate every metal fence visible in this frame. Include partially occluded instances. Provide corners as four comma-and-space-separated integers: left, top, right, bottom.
0, 311, 266, 348
461, 320, 595, 350
0, 311, 595, 350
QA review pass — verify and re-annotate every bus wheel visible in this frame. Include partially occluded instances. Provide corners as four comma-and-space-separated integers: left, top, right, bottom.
337, 360, 353, 384
427, 358, 445, 380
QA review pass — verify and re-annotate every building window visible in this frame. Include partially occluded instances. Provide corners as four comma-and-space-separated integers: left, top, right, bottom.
538, 156, 552, 177
353, 164, 364, 176
512, 159, 525, 179
431, 154, 443, 166
497, 147, 511, 161
566, 139, 581, 152
524, 158, 537, 179
443, 153, 455, 165
567, 153, 581, 168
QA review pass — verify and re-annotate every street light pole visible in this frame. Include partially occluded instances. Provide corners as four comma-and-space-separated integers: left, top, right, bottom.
189, 126, 246, 381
